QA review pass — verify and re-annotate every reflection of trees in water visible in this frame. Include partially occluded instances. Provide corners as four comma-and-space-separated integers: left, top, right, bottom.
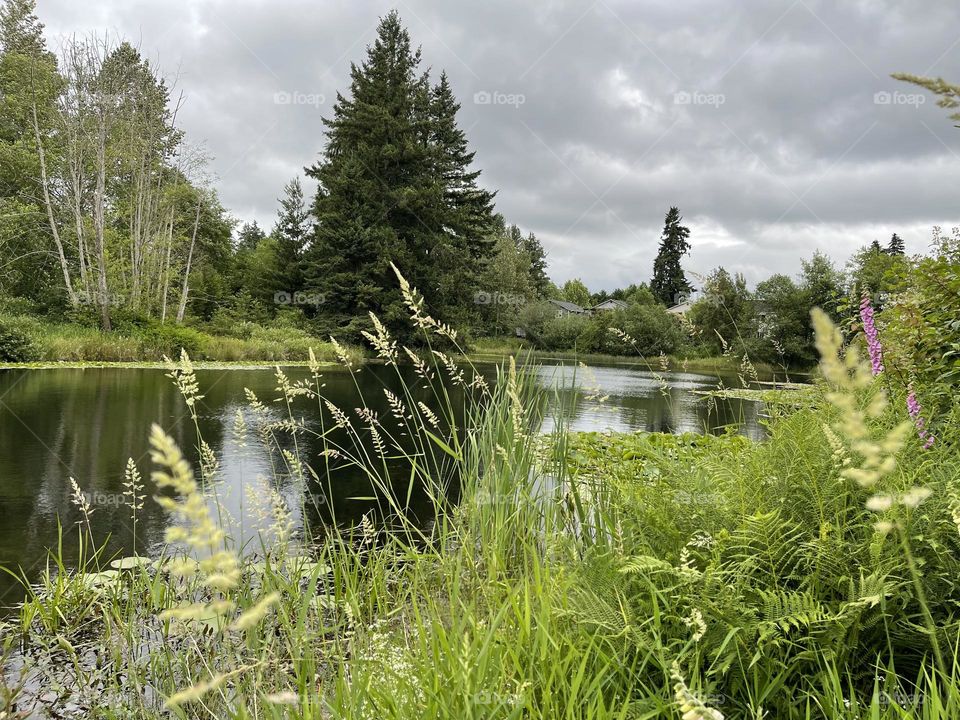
0, 362, 764, 608
543, 375, 764, 440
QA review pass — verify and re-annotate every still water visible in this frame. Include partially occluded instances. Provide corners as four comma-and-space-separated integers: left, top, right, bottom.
0, 361, 764, 608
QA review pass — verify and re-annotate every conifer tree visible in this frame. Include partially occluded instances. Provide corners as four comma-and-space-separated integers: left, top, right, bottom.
273, 177, 310, 293
887, 232, 905, 255
306, 12, 437, 338
430, 70, 496, 269
650, 206, 693, 305
522, 231, 550, 298
304, 11, 494, 340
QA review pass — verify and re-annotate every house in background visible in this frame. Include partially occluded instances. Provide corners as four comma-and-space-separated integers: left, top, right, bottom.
591, 298, 629, 313
666, 300, 692, 317
547, 299, 587, 317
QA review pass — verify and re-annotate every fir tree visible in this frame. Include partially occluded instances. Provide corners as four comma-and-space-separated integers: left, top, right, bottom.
650, 206, 693, 305
305, 11, 448, 339
887, 232, 905, 255
236, 221, 266, 252
522, 231, 550, 298
273, 177, 310, 293
430, 70, 496, 272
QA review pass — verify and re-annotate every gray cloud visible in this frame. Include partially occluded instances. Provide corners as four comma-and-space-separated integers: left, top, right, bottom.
38, 0, 960, 290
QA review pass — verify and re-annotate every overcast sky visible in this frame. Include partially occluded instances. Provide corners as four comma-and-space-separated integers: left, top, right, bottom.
37, 0, 960, 291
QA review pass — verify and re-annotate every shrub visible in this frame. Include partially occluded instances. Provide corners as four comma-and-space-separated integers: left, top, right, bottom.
136, 322, 208, 359
539, 313, 593, 350
0, 316, 38, 362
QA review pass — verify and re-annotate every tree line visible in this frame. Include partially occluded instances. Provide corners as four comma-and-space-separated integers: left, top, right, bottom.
0, 2, 938, 367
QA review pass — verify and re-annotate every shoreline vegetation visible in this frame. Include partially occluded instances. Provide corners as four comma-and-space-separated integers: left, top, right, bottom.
0, 313, 813, 377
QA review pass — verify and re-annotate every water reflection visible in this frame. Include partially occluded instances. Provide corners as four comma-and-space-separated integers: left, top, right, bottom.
536, 364, 764, 439
0, 361, 762, 608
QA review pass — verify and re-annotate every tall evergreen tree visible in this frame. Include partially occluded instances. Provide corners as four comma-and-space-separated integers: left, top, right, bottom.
304, 11, 493, 340
521, 231, 550, 298
273, 177, 310, 292
430, 70, 496, 271
650, 206, 692, 305
236, 221, 266, 252
0, 0, 45, 56
305, 12, 432, 338
887, 232, 905, 255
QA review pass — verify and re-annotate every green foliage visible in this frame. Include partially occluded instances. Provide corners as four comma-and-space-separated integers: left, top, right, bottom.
559, 278, 591, 308
848, 242, 910, 297
135, 321, 207, 358
882, 226, 960, 404
539, 312, 593, 350
0, 314, 36, 360
4, 263, 960, 718
475, 221, 535, 335
687, 267, 752, 354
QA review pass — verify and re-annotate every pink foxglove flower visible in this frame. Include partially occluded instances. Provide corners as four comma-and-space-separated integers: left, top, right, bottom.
907, 388, 936, 449
859, 294, 884, 375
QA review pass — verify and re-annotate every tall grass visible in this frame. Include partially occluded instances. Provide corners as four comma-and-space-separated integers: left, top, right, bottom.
2, 270, 959, 718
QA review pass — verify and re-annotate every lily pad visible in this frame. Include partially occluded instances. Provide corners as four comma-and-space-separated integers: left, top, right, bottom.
77, 570, 120, 590
110, 556, 149, 570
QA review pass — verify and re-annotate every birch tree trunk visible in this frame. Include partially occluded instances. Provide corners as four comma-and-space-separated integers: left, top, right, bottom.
176, 200, 202, 323
32, 101, 78, 306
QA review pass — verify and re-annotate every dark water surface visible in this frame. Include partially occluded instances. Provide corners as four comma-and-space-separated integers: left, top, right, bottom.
0, 361, 765, 608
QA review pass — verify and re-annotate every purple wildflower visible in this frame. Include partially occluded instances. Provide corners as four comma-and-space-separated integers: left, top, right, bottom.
860, 294, 884, 375
907, 388, 936, 449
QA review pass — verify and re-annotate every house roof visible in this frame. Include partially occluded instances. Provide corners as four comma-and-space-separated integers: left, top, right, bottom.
666, 301, 692, 315
547, 299, 586, 313
592, 298, 629, 311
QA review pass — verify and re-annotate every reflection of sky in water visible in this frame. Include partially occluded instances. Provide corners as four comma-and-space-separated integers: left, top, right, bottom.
535, 364, 765, 440
0, 363, 766, 609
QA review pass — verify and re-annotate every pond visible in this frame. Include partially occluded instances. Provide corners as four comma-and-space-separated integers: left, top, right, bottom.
0, 360, 770, 610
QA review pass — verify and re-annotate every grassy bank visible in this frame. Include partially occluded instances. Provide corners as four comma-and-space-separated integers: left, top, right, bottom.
0, 313, 362, 364
2, 288, 959, 718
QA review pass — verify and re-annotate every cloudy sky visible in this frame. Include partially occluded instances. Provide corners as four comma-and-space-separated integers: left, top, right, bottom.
37, 0, 960, 291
